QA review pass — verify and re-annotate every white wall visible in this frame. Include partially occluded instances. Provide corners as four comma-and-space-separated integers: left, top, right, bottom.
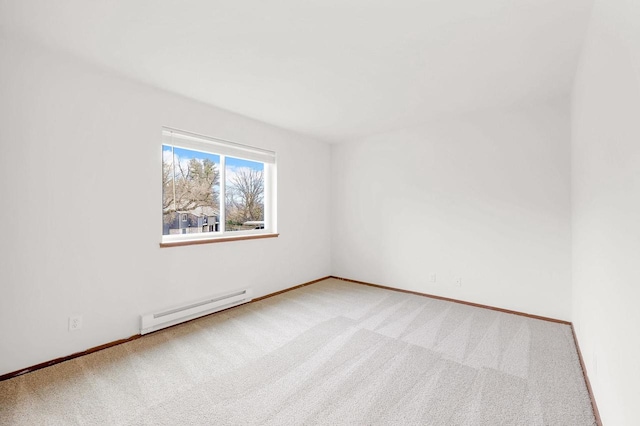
331, 101, 572, 320
572, 0, 640, 423
0, 36, 331, 376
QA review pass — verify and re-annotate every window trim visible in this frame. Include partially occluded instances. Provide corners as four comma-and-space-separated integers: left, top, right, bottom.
161, 127, 277, 246
160, 232, 279, 248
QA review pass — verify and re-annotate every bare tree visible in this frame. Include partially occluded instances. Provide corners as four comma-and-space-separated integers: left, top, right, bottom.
163, 156, 219, 224
226, 168, 264, 224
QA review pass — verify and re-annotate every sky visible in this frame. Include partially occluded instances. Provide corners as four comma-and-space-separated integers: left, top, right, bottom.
163, 145, 263, 171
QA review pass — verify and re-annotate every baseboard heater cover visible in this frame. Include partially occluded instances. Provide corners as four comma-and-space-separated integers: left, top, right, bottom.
140, 288, 253, 334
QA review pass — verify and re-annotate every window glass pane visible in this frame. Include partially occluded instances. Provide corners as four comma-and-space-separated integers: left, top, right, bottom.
225, 156, 265, 232
162, 145, 220, 235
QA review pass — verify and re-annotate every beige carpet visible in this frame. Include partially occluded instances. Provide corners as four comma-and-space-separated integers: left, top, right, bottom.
0, 278, 596, 425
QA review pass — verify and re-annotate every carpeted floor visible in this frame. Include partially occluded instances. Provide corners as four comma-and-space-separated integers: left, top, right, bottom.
0, 278, 596, 425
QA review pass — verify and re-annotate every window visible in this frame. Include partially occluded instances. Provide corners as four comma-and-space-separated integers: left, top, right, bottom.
161, 128, 276, 246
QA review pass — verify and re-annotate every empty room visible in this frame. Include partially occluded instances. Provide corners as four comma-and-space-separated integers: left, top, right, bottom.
0, 0, 638, 424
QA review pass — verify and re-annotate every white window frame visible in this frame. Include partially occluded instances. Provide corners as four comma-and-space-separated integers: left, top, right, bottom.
161, 127, 277, 246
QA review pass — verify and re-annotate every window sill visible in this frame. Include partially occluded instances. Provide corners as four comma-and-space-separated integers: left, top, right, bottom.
159, 233, 279, 248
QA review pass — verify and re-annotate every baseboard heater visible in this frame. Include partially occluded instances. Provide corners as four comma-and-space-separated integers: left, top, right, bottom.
140, 288, 253, 335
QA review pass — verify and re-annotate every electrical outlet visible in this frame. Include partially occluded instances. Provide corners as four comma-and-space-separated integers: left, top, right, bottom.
455, 277, 462, 287
430, 274, 437, 283
69, 315, 83, 331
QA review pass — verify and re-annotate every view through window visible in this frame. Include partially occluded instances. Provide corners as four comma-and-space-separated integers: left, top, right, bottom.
225, 156, 265, 231
162, 129, 274, 241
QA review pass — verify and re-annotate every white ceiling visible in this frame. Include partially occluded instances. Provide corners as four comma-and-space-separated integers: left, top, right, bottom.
0, 0, 593, 142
